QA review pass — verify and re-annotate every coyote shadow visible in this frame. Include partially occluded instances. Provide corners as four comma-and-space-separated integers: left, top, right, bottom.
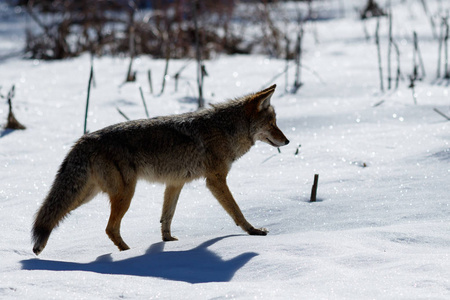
21, 235, 257, 284
0, 129, 14, 138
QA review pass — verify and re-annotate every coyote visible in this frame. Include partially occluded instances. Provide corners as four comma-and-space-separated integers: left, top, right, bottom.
32, 84, 289, 255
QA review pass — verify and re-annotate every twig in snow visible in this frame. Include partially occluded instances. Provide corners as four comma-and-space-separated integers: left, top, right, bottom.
437, 17, 445, 78
173, 60, 192, 93
433, 108, 450, 121
125, 10, 136, 83
261, 153, 278, 164
139, 86, 149, 118
408, 74, 418, 105
83, 64, 94, 134
372, 100, 385, 107
147, 70, 153, 94
387, 11, 393, 90
292, 23, 304, 94
90, 54, 96, 88
375, 18, 384, 92
391, 38, 402, 89
4, 85, 26, 130
362, 19, 371, 41
193, 0, 204, 109
116, 107, 130, 121
159, 51, 170, 95
310, 174, 319, 202
444, 14, 450, 79
413, 32, 426, 79
284, 35, 290, 93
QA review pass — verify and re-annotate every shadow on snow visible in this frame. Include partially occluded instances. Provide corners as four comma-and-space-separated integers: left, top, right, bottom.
20, 235, 258, 284
0, 129, 15, 138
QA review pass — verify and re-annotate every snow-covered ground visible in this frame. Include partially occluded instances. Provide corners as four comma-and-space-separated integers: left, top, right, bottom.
1, 1, 449, 299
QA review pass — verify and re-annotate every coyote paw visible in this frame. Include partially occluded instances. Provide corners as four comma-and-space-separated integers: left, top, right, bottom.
118, 243, 130, 251
248, 227, 268, 236
162, 235, 178, 242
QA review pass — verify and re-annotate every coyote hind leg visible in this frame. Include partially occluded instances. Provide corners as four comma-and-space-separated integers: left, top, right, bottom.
105, 181, 136, 251
160, 183, 184, 241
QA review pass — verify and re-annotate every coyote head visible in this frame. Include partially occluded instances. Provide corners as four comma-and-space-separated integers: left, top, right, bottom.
246, 85, 289, 147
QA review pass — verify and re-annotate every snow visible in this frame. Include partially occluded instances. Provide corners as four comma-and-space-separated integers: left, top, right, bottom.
1, 1, 449, 299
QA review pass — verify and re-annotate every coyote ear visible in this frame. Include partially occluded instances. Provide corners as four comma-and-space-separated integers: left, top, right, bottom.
255, 85, 276, 111
258, 84, 277, 94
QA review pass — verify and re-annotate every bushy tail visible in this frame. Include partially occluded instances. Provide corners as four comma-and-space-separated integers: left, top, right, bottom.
32, 146, 91, 255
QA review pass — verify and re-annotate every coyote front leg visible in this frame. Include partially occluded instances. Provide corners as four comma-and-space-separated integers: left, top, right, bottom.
160, 183, 184, 241
206, 174, 267, 236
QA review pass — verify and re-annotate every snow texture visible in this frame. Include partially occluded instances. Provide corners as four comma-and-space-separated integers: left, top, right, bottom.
1, 1, 449, 299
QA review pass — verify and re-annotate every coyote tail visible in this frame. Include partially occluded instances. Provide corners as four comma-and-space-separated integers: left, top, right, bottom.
32, 145, 91, 255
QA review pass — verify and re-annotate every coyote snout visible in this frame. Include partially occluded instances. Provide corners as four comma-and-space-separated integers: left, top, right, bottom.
258, 123, 289, 147
32, 84, 288, 255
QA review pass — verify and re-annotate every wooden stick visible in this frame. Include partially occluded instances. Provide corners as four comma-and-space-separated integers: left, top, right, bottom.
173, 60, 192, 93
412, 32, 418, 80
125, 13, 136, 82
414, 32, 426, 78
375, 18, 384, 92
372, 99, 385, 107
284, 35, 290, 93
139, 86, 149, 118
116, 107, 130, 121
159, 53, 170, 95
437, 19, 445, 78
90, 54, 96, 88
83, 64, 94, 134
362, 19, 370, 41
410, 76, 417, 105
433, 108, 450, 121
125, 56, 135, 82
193, 0, 204, 108
391, 38, 402, 89
5, 85, 26, 130
147, 70, 153, 94
387, 11, 393, 90
310, 174, 319, 202
293, 24, 304, 93
444, 16, 450, 78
